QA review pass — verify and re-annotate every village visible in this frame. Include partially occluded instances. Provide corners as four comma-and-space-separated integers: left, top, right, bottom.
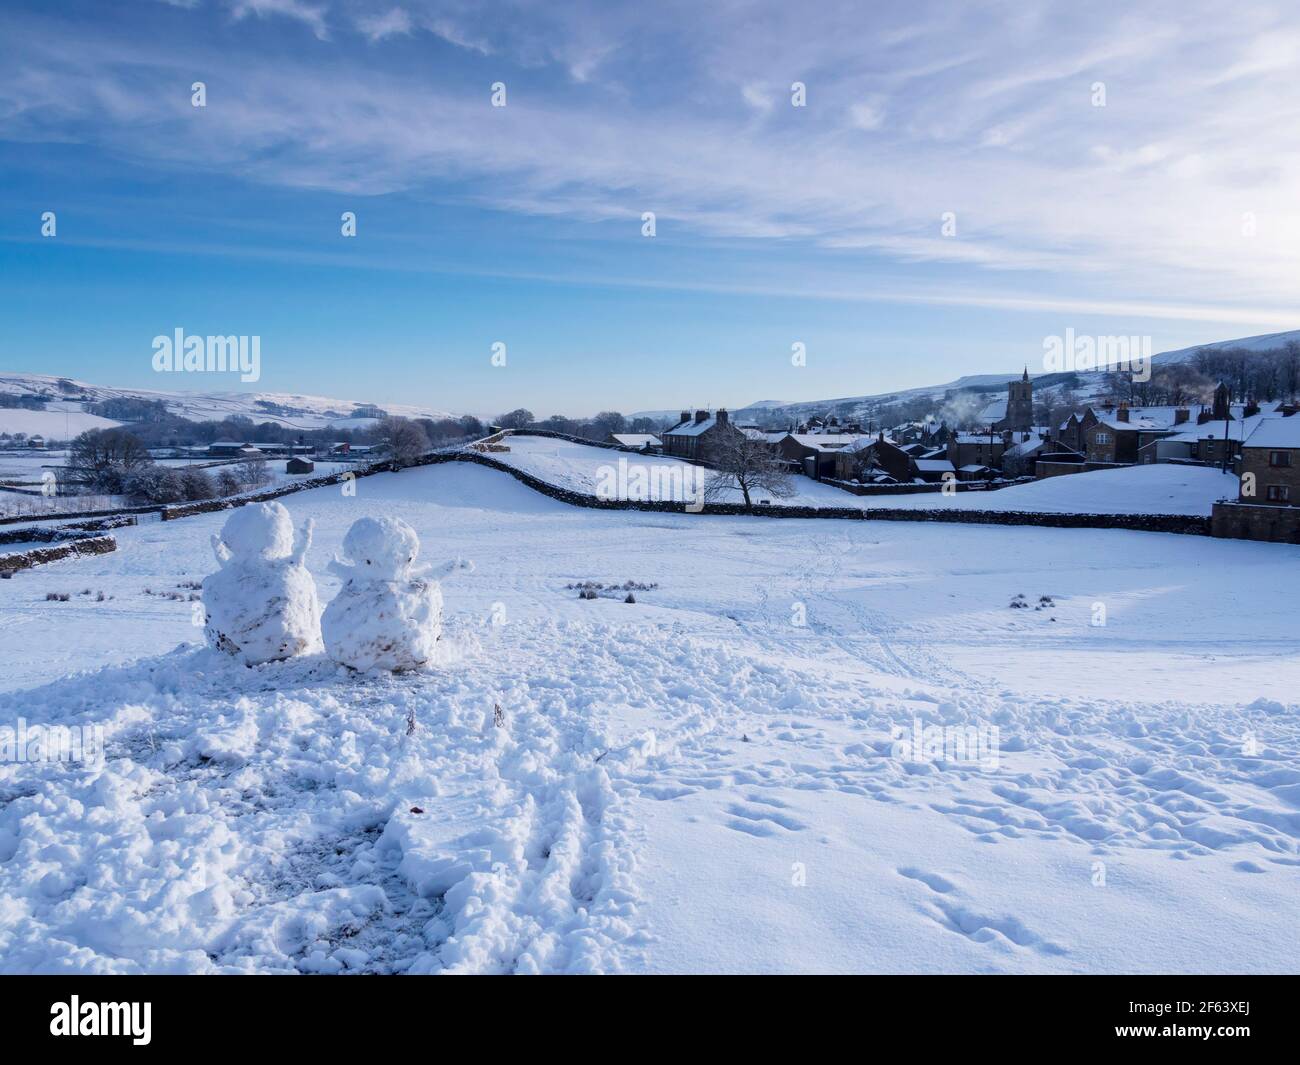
610, 371, 1300, 543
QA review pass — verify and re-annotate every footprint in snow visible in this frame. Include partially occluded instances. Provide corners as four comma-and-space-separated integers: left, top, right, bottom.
897, 866, 956, 894
724, 803, 808, 834
928, 900, 1068, 956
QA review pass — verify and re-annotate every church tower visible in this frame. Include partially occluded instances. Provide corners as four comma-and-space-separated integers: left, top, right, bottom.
1002, 367, 1034, 431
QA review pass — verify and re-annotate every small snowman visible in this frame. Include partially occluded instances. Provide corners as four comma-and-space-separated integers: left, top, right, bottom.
202, 502, 322, 665
322, 516, 467, 672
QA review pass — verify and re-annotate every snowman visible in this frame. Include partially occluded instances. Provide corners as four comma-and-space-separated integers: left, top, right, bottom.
322, 516, 468, 672
202, 501, 322, 665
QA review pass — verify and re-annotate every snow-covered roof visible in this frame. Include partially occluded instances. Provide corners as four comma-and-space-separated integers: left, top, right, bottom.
610, 434, 661, 447
1158, 414, 1267, 445
1137, 436, 1194, 452
1005, 437, 1047, 458
914, 458, 955, 472
1086, 403, 1284, 432
1244, 416, 1300, 449
785, 433, 872, 450
662, 417, 717, 437
1093, 416, 1170, 432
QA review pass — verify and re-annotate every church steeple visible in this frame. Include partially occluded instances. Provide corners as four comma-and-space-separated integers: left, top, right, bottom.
1000, 367, 1034, 432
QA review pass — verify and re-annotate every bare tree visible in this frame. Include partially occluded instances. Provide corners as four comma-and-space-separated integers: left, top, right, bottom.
67, 428, 153, 492
703, 434, 795, 512
496, 408, 535, 430
588, 411, 626, 439
379, 416, 430, 468
236, 454, 271, 488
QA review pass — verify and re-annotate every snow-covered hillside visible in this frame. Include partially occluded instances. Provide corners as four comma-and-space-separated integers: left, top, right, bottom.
863, 464, 1237, 517
486, 436, 1232, 517
0, 462, 1296, 973
0, 408, 123, 438
1153, 329, 1300, 365
0, 372, 455, 435
492, 435, 863, 508
634, 328, 1300, 428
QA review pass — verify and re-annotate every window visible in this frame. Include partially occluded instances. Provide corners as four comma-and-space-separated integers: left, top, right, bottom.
1095, 432, 1110, 444
1268, 450, 1292, 468
1266, 485, 1291, 503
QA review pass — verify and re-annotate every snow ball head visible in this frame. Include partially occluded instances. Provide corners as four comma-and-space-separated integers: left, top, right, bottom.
342, 516, 419, 579
219, 502, 295, 561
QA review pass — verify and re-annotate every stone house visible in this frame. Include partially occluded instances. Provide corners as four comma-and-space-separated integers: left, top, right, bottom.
1084, 405, 1174, 464
1211, 413, 1300, 543
947, 430, 1008, 471
778, 433, 873, 479
1239, 415, 1300, 506
660, 409, 745, 461
1054, 409, 1098, 454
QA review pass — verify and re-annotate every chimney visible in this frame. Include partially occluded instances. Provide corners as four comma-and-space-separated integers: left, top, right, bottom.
695, 409, 709, 424
1117, 402, 1130, 423
679, 410, 690, 426
716, 408, 728, 425
1174, 408, 1189, 425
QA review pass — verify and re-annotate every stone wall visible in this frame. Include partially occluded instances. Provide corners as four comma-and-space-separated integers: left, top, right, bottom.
0, 514, 137, 547
1034, 461, 1085, 479
822, 476, 1034, 497
160, 464, 390, 520
0, 501, 159, 527
0, 535, 118, 574
1211, 501, 1300, 544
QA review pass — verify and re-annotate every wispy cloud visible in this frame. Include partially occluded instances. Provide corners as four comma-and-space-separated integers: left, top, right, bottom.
229, 0, 329, 40
4, 0, 1300, 322
354, 6, 412, 42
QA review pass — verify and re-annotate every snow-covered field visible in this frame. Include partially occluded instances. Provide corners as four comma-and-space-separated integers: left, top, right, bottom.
863, 463, 1237, 516
0, 409, 121, 440
0, 462, 1297, 973
494, 434, 885, 508
489, 435, 1236, 517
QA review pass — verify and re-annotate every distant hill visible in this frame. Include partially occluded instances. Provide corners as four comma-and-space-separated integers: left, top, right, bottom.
0, 372, 456, 438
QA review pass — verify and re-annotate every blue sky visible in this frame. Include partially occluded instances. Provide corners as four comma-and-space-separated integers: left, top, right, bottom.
2, 0, 1298, 417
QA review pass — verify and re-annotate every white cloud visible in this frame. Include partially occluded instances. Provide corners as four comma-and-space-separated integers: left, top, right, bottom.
355, 7, 413, 42
228, 0, 329, 40
741, 83, 774, 113
848, 99, 885, 131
